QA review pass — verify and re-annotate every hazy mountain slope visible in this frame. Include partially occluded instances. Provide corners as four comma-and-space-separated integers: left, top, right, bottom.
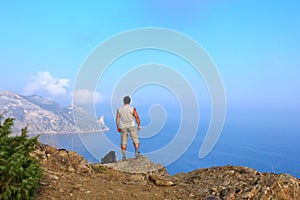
0, 91, 108, 134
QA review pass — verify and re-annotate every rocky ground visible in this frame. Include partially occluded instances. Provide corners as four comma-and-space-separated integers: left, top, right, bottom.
33, 143, 300, 200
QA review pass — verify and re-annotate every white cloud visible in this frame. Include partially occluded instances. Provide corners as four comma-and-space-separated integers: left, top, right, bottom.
72, 89, 103, 104
24, 71, 70, 96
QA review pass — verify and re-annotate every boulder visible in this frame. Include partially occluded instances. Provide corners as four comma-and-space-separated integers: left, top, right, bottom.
101, 151, 116, 164
102, 155, 165, 174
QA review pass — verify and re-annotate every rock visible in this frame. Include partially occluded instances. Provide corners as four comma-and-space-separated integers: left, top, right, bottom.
77, 163, 92, 174
204, 195, 221, 200
48, 174, 59, 180
149, 175, 175, 186
39, 182, 48, 186
102, 155, 166, 174
189, 193, 195, 197
101, 151, 116, 164
68, 150, 78, 159
44, 145, 57, 155
33, 142, 300, 200
98, 155, 170, 186
71, 183, 82, 190
57, 149, 68, 157
31, 149, 46, 159
67, 166, 76, 173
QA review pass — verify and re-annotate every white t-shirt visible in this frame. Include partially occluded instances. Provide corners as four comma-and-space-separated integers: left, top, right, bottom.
118, 105, 135, 128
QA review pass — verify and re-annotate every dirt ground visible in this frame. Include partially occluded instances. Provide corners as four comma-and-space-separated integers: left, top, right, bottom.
34, 144, 300, 200
36, 163, 188, 200
34, 145, 187, 200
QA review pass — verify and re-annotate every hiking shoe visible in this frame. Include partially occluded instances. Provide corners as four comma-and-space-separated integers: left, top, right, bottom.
122, 156, 126, 161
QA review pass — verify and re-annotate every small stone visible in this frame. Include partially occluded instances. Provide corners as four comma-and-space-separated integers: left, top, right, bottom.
72, 183, 82, 190
57, 149, 68, 157
189, 193, 195, 197
78, 164, 92, 173
67, 166, 76, 173
48, 174, 59, 180
132, 193, 138, 198
44, 145, 57, 154
204, 195, 221, 200
242, 191, 254, 199
149, 175, 175, 186
39, 182, 48, 186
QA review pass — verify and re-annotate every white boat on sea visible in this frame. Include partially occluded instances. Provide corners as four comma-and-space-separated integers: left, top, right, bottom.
98, 115, 110, 132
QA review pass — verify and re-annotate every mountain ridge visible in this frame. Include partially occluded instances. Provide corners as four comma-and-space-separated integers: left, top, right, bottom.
0, 90, 108, 134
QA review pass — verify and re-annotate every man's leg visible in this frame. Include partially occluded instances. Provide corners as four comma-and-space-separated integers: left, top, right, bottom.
121, 145, 126, 160
121, 128, 128, 160
129, 127, 140, 158
134, 142, 140, 158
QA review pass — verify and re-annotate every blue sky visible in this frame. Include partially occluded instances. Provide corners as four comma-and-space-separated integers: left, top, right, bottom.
1, 1, 299, 130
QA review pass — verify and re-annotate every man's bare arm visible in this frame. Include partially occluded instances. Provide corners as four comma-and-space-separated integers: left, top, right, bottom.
116, 110, 120, 128
133, 108, 141, 130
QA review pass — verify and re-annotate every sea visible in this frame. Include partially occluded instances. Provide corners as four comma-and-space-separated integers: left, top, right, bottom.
33, 118, 300, 178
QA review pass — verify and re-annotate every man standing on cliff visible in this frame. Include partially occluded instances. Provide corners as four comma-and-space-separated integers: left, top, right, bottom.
116, 96, 141, 160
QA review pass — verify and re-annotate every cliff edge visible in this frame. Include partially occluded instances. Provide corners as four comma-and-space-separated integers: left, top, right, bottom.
34, 143, 300, 200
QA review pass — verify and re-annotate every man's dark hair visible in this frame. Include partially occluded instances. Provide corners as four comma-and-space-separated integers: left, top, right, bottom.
123, 96, 131, 104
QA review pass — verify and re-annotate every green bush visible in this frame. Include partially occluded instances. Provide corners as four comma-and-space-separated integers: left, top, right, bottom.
0, 116, 42, 200
90, 164, 108, 174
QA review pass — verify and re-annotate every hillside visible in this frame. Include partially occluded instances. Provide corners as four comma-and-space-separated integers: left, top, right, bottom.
34, 143, 300, 200
0, 91, 108, 134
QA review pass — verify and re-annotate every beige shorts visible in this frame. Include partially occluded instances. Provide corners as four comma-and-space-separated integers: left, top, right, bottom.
121, 126, 139, 146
